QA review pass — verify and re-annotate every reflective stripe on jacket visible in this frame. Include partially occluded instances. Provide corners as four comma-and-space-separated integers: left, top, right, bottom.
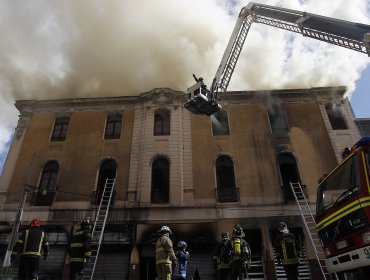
12, 228, 49, 258
69, 230, 92, 263
155, 234, 176, 265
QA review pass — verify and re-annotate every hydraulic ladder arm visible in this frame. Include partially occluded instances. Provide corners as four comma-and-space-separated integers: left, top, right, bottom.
184, 2, 370, 116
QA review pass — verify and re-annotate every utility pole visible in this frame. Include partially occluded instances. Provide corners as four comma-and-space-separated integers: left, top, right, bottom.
2, 154, 35, 268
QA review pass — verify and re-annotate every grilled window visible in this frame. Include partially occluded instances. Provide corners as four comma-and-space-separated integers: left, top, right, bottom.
325, 103, 347, 130
105, 114, 122, 139
154, 110, 170, 136
151, 157, 169, 204
216, 155, 238, 202
51, 116, 70, 141
212, 110, 230, 135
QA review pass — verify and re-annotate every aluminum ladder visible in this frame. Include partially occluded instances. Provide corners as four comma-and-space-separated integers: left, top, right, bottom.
82, 178, 115, 279
289, 182, 334, 280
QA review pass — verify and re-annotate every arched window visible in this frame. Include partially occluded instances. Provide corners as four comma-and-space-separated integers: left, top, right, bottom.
216, 155, 238, 202
39, 161, 59, 190
277, 153, 302, 203
268, 105, 288, 134
32, 161, 59, 206
212, 110, 230, 135
154, 110, 170, 136
51, 116, 70, 141
151, 157, 169, 204
325, 103, 347, 130
105, 114, 122, 139
95, 159, 117, 205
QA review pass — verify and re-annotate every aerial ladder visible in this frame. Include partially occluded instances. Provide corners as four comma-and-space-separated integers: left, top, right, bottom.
82, 178, 115, 279
184, 2, 370, 117
184, 2, 370, 278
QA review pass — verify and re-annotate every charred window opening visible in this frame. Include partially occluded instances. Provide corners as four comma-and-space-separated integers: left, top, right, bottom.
154, 110, 170, 136
216, 155, 238, 202
94, 159, 117, 206
278, 153, 302, 203
32, 161, 59, 206
325, 103, 347, 130
51, 116, 70, 141
105, 114, 122, 139
212, 110, 230, 135
151, 157, 169, 204
268, 105, 288, 134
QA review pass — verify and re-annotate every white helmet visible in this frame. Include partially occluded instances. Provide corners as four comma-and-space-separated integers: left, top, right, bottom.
160, 225, 172, 234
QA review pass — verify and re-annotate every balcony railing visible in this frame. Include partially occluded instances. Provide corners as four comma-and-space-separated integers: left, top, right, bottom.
216, 187, 239, 203
31, 190, 56, 206
151, 189, 169, 204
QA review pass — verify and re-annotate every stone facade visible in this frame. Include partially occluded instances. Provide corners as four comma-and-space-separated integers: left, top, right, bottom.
0, 86, 361, 279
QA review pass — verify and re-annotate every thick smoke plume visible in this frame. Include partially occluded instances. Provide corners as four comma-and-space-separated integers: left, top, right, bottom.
0, 0, 369, 164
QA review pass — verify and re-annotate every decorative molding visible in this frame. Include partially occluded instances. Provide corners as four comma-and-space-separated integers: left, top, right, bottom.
15, 111, 32, 140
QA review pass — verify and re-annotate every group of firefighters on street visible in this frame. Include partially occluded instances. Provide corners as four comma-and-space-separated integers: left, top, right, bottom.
154, 222, 301, 280
9, 217, 301, 280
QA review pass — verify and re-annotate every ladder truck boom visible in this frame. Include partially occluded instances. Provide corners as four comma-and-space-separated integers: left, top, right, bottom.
184, 1, 370, 116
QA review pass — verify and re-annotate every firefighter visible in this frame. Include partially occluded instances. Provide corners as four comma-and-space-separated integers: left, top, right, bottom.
11, 217, 49, 280
173, 241, 190, 280
213, 232, 232, 280
155, 225, 177, 280
69, 217, 92, 280
273, 222, 301, 280
226, 224, 251, 280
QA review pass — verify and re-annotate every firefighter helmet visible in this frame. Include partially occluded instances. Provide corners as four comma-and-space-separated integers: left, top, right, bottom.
278, 221, 288, 232
221, 232, 230, 240
30, 217, 41, 227
160, 225, 172, 234
232, 224, 245, 238
81, 217, 91, 228
177, 241, 187, 248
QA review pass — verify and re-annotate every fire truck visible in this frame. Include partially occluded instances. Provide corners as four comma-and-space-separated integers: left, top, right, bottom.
316, 137, 370, 276
183, 1, 370, 277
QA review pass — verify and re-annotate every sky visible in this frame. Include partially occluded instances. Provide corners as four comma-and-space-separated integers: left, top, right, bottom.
0, 0, 369, 173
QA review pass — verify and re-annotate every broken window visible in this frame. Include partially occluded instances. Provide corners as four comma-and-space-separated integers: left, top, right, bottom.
212, 110, 230, 136
216, 155, 238, 202
277, 153, 303, 203
325, 103, 347, 130
268, 105, 288, 134
51, 116, 70, 141
105, 114, 122, 139
154, 109, 170, 136
151, 157, 169, 204
94, 159, 117, 205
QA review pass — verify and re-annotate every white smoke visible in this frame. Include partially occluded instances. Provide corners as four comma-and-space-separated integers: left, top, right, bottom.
0, 0, 369, 166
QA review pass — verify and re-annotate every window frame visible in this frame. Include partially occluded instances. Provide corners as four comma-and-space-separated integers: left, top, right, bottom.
50, 116, 70, 141
104, 114, 123, 139
154, 110, 170, 136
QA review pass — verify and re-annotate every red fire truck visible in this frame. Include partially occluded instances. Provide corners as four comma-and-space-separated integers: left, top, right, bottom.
316, 137, 370, 275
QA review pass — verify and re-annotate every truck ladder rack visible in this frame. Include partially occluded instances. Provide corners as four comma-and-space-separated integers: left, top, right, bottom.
82, 178, 115, 279
290, 182, 336, 280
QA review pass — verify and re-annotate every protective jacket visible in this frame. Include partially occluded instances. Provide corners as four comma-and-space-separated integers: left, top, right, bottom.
213, 239, 232, 269
69, 229, 92, 263
155, 233, 176, 265
11, 228, 49, 258
274, 232, 301, 265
